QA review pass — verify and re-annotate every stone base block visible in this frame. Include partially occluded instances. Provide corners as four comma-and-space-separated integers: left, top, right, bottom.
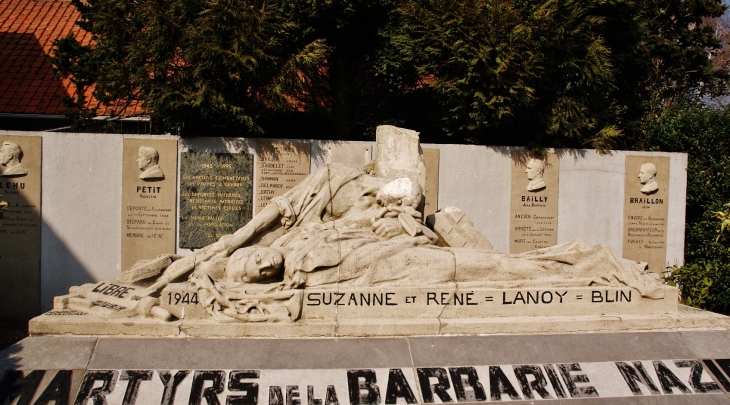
440, 305, 730, 335
302, 285, 678, 320
30, 305, 728, 338
29, 312, 182, 337
180, 319, 338, 338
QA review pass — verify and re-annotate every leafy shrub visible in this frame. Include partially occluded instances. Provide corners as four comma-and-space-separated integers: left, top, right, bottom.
665, 263, 714, 308
648, 105, 730, 313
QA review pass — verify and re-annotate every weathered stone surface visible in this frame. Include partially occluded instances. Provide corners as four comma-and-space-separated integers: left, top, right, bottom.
254, 141, 310, 214
423, 148, 440, 218
510, 151, 560, 253
31, 125, 715, 338
27, 305, 730, 338
116, 253, 179, 284
120, 137, 178, 271
324, 142, 372, 170
375, 125, 426, 192
29, 313, 182, 336
427, 206, 493, 249
0, 135, 41, 319
0, 337, 96, 369
623, 155, 671, 273
179, 151, 253, 248
8, 332, 730, 405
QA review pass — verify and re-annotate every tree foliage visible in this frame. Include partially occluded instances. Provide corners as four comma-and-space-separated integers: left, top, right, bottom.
52, 0, 728, 145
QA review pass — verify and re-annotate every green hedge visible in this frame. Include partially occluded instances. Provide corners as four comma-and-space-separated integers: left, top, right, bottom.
646, 102, 730, 313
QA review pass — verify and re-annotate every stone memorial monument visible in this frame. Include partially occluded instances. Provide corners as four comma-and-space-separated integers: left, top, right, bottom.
120, 138, 178, 271
136, 146, 165, 180
179, 151, 254, 248
0, 135, 41, 320
622, 156, 671, 273
509, 152, 559, 253
254, 141, 311, 215
0, 141, 28, 177
422, 148, 440, 218
29, 126, 722, 337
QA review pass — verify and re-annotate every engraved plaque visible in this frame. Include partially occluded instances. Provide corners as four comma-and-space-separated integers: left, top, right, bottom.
254, 141, 311, 214
179, 152, 253, 248
423, 148, 440, 218
0, 135, 41, 319
622, 156, 670, 273
121, 138, 178, 271
509, 152, 560, 253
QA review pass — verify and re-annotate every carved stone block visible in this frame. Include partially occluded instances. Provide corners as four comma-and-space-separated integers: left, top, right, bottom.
509, 152, 560, 253
254, 141, 311, 214
120, 138, 178, 271
427, 207, 493, 250
622, 156, 670, 273
423, 148, 440, 218
0, 135, 41, 319
375, 125, 426, 192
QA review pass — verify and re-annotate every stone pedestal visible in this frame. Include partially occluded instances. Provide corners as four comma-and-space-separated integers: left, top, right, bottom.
5, 331, 730, 404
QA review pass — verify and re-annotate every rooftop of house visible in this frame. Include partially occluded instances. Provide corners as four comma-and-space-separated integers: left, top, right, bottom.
0, 0, 143, 117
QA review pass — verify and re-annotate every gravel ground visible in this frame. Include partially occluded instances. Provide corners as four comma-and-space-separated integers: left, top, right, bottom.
0, 321, 29, 351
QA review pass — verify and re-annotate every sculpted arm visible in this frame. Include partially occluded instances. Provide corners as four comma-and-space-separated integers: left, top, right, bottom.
146, 203, 282, 293
224, 203, 282, 255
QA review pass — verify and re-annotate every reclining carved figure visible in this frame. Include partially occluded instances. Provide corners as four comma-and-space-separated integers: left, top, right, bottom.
53, 163, 665, 322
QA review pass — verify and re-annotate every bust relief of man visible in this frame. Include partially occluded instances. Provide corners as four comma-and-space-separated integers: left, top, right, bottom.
525, 158, 546, 192
0, 141, 28, 177
137, 146, 165, 180
639, 163, 658, 194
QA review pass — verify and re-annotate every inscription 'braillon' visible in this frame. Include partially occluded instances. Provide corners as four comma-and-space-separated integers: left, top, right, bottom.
629, 198, 664, 204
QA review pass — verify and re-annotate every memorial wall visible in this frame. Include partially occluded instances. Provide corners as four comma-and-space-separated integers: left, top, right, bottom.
0, 135, 41, 319
0, 131, 688, 315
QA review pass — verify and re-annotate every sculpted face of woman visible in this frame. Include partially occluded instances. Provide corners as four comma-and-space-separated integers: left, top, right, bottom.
225, 247, 284, 283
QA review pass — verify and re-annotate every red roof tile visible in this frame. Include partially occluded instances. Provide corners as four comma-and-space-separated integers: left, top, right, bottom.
0, 0, 143, 117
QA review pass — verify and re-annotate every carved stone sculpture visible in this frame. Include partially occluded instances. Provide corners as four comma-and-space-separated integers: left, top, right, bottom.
0, 141, 27, 177
45, 126, 671, 329
639, 163, 659, 194
137, 146, 165, 180
525, 158, 545, 192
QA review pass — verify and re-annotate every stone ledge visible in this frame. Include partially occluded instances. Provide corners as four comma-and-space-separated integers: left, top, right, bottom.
29, 305, 728, 338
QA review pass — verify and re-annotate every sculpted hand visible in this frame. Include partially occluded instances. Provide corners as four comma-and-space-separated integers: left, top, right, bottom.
281, 271, 305, 290
337, 206, 388, 228
372, 217, 404, 239
382, 205, 422, 220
